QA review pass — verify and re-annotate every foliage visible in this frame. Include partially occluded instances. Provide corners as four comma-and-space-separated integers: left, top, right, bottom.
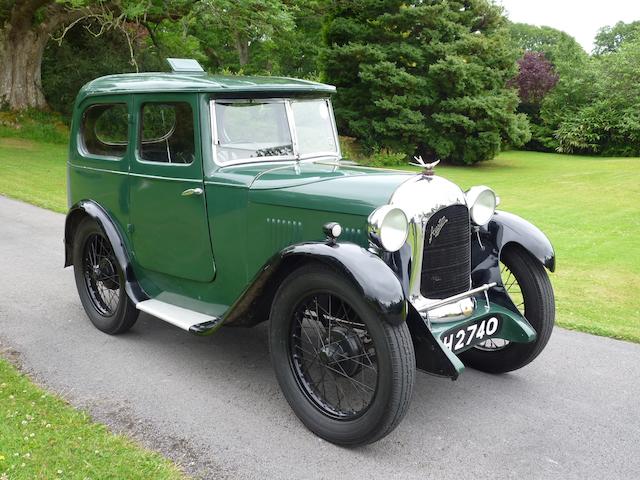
508, 22, 586, 64
189, 0, 325, 77
507, 51, 559, 152
42, 20, 167, 116
0, 358, 186, 479
323, 0, 530, 165
0, 109, 69, 144
507, 23, 589, 151
41, 0, 327, 113
593, 20, 640, 55
554, 39, 640, 156
196, 0, 294, 67
509, 51, 558, 105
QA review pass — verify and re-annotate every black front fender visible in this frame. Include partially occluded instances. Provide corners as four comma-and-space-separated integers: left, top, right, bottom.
64, 200, 148, 304
223, 242, 407, 327
487, 210, 555, 272
472, 210, 554, 315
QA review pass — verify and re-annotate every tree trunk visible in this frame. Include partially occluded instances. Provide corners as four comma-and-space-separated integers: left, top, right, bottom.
0, 0, 93, 110
0, 25, 49, 110
235, 33, 250, 66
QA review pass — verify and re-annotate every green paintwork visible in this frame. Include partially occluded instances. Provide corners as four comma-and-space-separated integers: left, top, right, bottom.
426, 299, 537, 377
429, 300, 537, 344
128, 93, 215, 283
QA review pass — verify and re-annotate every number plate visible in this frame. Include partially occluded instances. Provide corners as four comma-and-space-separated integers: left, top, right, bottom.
441, 316, 502, 353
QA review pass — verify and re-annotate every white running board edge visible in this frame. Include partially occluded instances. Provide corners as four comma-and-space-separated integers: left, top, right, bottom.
136, 299, 222, 334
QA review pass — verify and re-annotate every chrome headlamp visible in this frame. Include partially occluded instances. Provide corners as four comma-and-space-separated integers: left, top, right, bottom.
368, 205, 409, 252
466, 186, 497, 226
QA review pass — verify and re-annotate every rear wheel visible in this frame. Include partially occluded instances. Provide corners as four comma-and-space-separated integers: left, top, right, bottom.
269, 264, 415, 446
72, 218, 138, 334
459, 246, 555, 373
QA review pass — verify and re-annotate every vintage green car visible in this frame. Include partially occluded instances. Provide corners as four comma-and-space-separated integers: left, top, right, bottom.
65, 59, 555, 446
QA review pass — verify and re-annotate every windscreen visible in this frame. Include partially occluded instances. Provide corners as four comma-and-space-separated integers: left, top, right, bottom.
215, 101, 293, 163
290, 99, 338, 156
213, 98, 338, 164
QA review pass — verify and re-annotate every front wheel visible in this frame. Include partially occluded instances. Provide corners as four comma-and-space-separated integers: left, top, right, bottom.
269, 264, 415, 446
459, 245, 555, 373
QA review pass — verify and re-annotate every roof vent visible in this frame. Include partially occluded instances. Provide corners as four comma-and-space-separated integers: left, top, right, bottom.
166, 58, 204, 73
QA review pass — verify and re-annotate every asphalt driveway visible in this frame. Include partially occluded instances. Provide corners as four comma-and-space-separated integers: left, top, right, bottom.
1, 195, 638, 479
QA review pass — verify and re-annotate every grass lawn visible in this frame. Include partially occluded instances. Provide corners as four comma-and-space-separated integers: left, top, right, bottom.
0, 357, 185, 479
0, 138, 67, 213
0, 137, 638, 343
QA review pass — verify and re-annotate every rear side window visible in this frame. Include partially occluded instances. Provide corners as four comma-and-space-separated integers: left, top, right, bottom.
81, 104, 129, 158
139, 102, 195, 164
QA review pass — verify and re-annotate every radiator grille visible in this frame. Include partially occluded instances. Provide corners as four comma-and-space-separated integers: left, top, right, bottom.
420, 204, 471, 299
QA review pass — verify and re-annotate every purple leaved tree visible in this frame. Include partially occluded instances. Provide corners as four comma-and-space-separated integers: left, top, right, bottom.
509, 51, 559, 105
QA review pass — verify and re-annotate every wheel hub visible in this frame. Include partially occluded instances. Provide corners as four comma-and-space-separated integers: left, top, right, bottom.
319, 327, 364, 377
96, 257, 118, 290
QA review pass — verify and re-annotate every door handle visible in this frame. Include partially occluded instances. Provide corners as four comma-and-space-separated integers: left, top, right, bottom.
181, 187, 203, 197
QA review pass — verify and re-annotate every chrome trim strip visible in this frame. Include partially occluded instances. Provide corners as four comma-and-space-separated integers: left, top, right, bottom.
128, 172, 200, 182
67, 163, 128, 175
68, 163, 201, 183
421, 283, 496, 313
284, 99, 299, 158
249, 163, 302, 188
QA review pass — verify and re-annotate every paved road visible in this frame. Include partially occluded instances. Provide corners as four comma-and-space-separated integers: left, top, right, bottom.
1, 195, 639, 480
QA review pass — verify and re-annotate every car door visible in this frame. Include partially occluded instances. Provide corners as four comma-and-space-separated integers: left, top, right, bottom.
129, 93, 216, 282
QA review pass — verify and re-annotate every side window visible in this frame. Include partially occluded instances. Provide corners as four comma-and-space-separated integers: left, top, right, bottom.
140, 102, 195, 164
81, 103, 129, 158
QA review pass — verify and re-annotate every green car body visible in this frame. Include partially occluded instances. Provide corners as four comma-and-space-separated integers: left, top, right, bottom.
65, 62, 556, 444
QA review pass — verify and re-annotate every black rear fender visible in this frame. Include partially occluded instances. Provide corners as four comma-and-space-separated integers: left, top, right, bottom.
64, 200, 147, 303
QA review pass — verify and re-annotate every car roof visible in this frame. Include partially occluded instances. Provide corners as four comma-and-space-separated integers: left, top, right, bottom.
76, 72, 336, 104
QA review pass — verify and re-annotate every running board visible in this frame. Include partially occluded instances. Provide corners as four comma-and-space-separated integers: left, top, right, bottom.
136, 299, 223, 336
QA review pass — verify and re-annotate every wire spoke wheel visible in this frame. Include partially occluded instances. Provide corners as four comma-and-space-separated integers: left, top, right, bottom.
270, 264, 414, 445
289, 292, 378, 419
461, 247, 555, 374
82, 232, 121, 316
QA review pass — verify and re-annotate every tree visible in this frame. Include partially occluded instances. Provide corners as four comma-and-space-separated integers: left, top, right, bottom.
323, 0, 530, 165
0, 0, 194, 110
509, 51, 558, 105
508, 22, 586, 64
196, 0, 294, 67
556, 38, 640, 156
42, 19, 169, 116
507, 22, 591, 151
189, 0, 324, 77
593, 20, 640, 55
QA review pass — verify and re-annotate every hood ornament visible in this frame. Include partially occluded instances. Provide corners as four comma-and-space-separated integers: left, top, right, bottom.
410, 156, 440, 177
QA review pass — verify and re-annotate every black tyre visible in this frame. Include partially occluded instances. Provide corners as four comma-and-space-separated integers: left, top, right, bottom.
72, 218, 138, 334
269, 264, 415, 446
460, 245, 555, 373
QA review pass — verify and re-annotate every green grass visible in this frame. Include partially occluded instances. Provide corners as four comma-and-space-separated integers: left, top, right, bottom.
0, 358, 186, 480
0, 110, 69, 145
0, 138, 67, 213
0, 137, 638, 343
